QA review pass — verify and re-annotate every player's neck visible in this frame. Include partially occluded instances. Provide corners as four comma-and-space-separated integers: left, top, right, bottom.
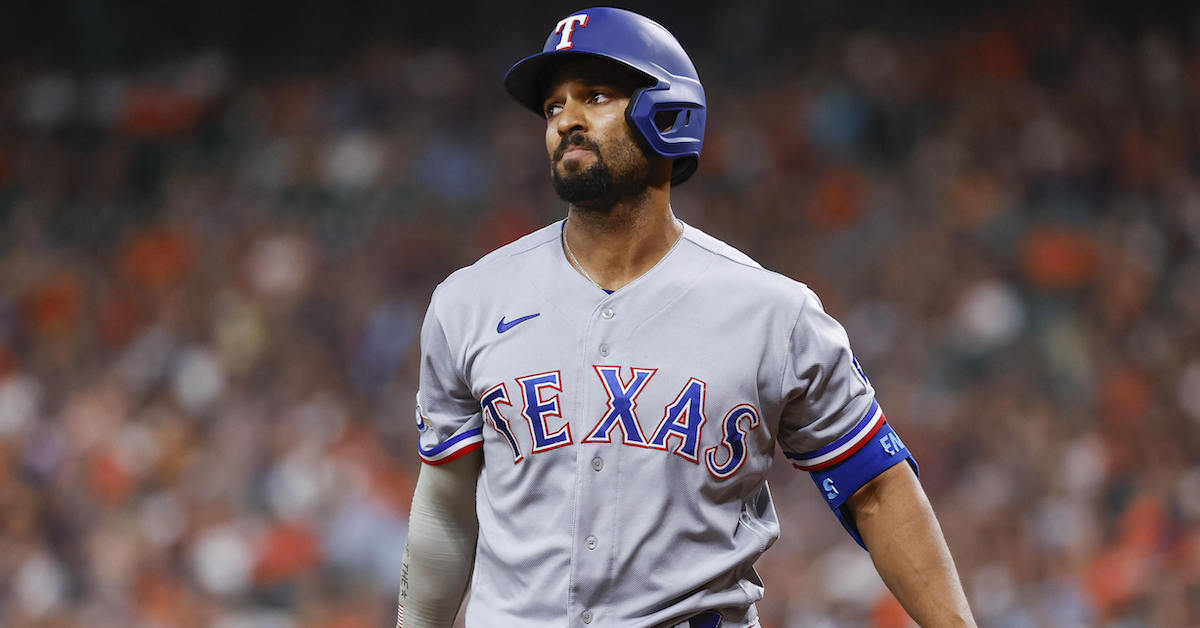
563, 188, 680, 292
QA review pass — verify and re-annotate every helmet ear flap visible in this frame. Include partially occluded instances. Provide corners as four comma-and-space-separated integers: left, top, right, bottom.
625, 85, 706, 185
650, 108, 702, 185
628, 88, 700, 187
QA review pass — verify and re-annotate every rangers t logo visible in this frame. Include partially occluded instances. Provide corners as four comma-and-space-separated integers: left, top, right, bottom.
554, 14, 589, 50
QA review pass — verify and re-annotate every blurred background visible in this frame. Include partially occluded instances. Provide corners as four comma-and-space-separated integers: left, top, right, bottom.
2, 1, 1199, 626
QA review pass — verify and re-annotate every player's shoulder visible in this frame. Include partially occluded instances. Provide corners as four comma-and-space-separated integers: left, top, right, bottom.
680, 221, 816, 303
431, 220, 562, 303
679, 222, 761, 269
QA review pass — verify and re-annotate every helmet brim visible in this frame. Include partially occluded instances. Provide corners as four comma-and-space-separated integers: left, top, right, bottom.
504, 50, 655, 117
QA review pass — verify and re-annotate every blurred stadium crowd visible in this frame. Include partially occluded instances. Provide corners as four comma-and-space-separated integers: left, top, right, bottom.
2, 3, 1200, 627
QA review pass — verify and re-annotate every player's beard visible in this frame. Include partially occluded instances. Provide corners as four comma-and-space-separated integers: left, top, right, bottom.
551, 133, 650, 209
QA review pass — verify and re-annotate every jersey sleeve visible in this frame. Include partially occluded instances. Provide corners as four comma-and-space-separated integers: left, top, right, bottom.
776, 288, 918, 549
414, 290, 484, 465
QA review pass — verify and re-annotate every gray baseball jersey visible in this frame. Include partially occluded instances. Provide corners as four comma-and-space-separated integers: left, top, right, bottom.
415, 219, 913, 628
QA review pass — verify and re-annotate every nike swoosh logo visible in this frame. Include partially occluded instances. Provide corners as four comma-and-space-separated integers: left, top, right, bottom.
497, 313, 540, 334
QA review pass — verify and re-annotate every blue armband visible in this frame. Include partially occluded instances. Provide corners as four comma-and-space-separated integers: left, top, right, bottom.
807, 421, 919, 550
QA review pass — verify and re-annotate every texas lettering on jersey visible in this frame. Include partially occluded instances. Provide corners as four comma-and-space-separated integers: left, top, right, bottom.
438, 366, 760, 479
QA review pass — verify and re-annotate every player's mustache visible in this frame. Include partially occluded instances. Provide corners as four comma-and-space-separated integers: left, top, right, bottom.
553, 134, 600, 162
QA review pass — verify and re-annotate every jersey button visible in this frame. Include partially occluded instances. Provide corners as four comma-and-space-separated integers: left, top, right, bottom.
598, 344, 610, 357
591, 456, 604, 472
585, 535, 598, 550
601, 308, 614, 320
582, 610, 593, 624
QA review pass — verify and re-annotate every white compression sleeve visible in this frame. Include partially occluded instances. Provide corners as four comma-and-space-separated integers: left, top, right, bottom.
397, 451, 482, 628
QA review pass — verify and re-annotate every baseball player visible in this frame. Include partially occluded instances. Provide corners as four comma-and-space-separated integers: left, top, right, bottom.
398, 8, 975, 628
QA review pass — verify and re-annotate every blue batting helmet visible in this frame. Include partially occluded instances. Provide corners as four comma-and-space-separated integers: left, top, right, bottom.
504, 7, 706, 185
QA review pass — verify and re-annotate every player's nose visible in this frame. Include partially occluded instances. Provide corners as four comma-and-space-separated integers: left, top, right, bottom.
555, 97, 587, 137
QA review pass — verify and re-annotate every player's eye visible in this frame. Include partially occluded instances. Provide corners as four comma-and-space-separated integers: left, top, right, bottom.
588, 90, 610, 104
544, 103, 563, 119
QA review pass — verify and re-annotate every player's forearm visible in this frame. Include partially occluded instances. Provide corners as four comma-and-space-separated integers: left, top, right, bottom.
399, 452, 483, 628
847, 463, 976, 627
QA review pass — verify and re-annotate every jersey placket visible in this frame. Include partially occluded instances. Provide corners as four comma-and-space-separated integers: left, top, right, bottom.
567, 294, 622, 627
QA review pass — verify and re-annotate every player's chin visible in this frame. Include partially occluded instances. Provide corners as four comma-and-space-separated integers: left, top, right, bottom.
551, 164, 614, 205
553, 162, 597, 184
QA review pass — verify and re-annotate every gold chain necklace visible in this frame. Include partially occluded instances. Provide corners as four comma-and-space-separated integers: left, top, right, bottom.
561, 219, 684, 291
562, 226, 604, 289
